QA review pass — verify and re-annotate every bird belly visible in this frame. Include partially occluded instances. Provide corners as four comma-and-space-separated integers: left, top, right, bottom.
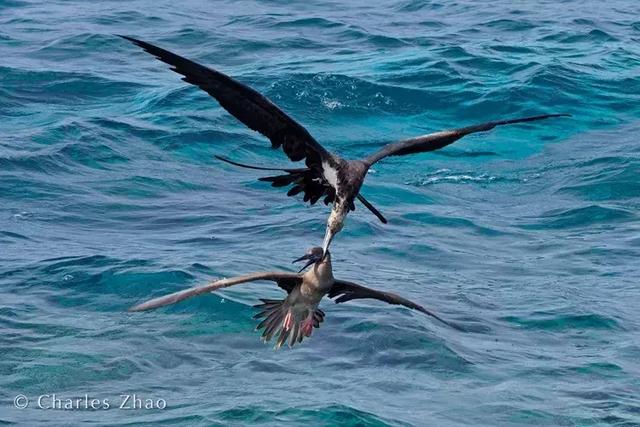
298, 282, 327, 305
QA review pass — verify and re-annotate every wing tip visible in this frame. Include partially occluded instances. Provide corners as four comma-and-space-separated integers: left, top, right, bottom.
128, 296, 170, 312
213, 154, 233, 164
116, 34, 139, 44
504, 112, 573, 127
116, 34, 157, 54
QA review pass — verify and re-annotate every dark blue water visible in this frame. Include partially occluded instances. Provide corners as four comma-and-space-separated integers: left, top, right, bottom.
2, 0, 640, 425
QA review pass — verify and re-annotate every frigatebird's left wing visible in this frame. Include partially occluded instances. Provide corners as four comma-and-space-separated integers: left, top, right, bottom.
119, 36, 335, 173
214, 155, 335, 206
129, 272, 302, 312
214, 155, 387, 223
328, 279, 456, 328
364, 113, 571, 165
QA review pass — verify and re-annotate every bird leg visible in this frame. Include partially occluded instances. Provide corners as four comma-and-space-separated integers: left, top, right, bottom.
301, 311, 315, 337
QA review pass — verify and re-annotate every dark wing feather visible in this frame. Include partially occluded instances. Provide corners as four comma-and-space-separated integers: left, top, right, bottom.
365, 113, 571, 165
119, 35, 333, 171
129, 272, 302, 312
215, 155, 387, 223
213, 155, 307, 173
328, 279, 456, 328
274, 276, 301, 293
215, 155, 335, 207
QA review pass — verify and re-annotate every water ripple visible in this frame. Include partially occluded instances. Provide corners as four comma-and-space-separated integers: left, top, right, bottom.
2, 0, 640, 425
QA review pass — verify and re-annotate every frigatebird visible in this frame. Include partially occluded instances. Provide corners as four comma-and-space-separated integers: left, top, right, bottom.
129, 247, 455, 349
119, 35, 570, 260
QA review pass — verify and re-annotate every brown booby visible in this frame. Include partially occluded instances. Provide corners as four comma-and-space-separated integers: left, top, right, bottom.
129, 247, 456, 348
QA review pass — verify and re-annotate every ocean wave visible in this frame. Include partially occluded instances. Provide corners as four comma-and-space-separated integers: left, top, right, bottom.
267, 72, 479, 116
0, 66, 144, 106
405, 170, 502, 186
3, 1, 640, 425
502, 313, 621, 331
520, 205, 636, 230
271, 17, 344, 29
214, 404, 404, 426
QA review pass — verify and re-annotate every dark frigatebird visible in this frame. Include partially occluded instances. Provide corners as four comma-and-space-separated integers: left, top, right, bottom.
129, 247, 456, 349
119, 35, 570, 260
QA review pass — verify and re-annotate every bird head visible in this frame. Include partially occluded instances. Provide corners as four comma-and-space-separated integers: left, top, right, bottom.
322, 207, 347, 259
292, 247, 327, 272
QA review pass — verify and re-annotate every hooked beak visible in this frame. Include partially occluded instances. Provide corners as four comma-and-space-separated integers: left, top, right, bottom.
321, 228, 335, 260
292, 253, 322, 273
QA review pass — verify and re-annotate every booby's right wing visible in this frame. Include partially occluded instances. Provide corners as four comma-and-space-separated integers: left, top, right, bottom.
129, 272, 301, 312
328, 279, 458, 328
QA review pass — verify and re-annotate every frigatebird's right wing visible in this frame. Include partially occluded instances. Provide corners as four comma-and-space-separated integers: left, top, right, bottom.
364, 113, 571, 165
328, 279, 458, 328
129, 272, 302, 312
119, 36, 335, 174
214, 155, 387, 223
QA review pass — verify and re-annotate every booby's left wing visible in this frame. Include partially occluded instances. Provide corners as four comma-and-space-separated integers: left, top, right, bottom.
364, 113, 571, 165
119, 36, 335, 173
129, 272, 301, 312
328, 279, 456, 328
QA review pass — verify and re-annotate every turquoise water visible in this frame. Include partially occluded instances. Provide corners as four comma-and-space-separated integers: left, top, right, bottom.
2, 0, 640, 425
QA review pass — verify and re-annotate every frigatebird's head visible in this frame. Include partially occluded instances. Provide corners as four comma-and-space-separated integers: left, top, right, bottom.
292, 247, 327, 273
321, 205, 348, 259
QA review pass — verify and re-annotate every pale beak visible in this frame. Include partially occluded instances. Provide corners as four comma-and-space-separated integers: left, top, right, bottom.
321, 227, 335, 260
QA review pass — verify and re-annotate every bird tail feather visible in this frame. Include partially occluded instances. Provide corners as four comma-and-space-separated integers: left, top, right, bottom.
253, 299, 325, 349
214, 154, 313, 193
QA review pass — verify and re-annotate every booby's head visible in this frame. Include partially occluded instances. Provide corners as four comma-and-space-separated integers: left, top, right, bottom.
292, 247, 328, 272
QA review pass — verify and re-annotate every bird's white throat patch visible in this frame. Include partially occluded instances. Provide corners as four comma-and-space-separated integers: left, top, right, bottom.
322, 161, 339, 190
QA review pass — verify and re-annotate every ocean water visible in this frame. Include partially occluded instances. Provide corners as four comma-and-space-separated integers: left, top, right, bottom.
1, 0, 640, 425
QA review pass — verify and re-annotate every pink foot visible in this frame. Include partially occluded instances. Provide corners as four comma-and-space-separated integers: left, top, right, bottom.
283, 311, 294, 331
301, 313, 314, 337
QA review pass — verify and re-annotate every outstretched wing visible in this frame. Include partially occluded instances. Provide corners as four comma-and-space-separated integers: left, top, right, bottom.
129, 272, 302, 312
215, 155, 387, 223
328, 279, 456, 328
119, 35, 335, 173
365, 113, 571, 165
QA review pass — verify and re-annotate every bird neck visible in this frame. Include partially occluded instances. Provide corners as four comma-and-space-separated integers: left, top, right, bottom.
308, 256, 334, 285
329, 203, 348, 230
